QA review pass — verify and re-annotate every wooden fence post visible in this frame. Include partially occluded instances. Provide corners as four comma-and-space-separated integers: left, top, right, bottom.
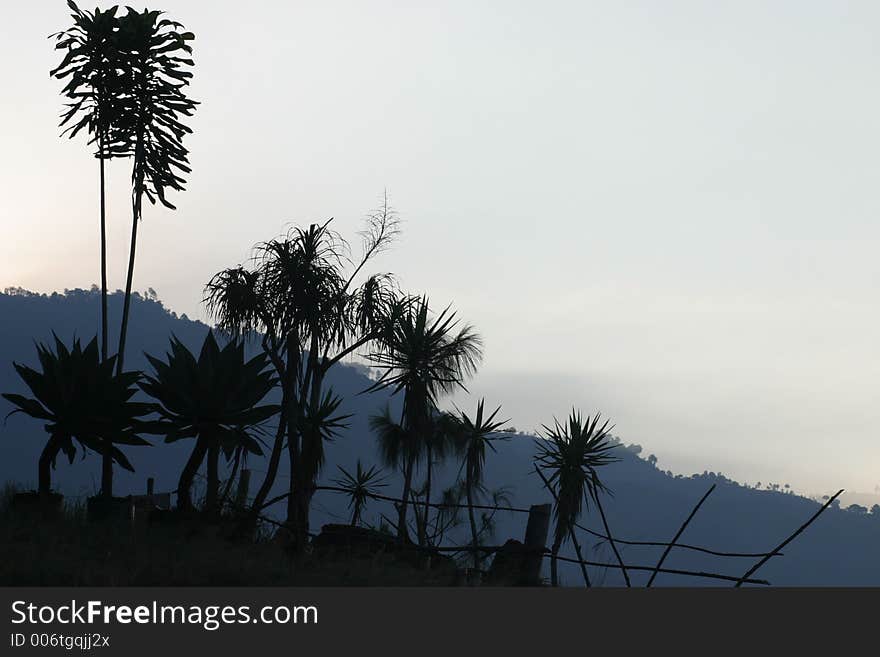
522, 503, 551, 585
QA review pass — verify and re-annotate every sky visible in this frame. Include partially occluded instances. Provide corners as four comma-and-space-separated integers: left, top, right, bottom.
1, 1, 879, 494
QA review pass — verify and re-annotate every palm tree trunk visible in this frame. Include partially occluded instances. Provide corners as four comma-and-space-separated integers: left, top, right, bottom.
116, 187, 141, 376
38, 434, 62, 498
98, 134, 108, 362
251, 393, 287, 512
177, 438, 208, 511
205, 442, 220, 515
568, 525, 591, 587
466, 471, 480, 571
397, 456, 414, 541
419, 444, 432, 547
550, 536, 562, 586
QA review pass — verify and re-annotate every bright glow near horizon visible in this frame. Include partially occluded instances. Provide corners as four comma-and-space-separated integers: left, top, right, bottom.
1, 1, 879, 495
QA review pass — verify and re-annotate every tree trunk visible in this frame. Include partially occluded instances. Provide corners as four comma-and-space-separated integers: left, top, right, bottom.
466, 472, 480, 571
419, 444, 432, 547
251, 397, 287, 512
38, 435, 62, 498
396, 456, 414, 542
177, 438, 208, 511
116, 187, 141, 376
98, 134, 108, 362
205, 442, 220, 515
550, 535, 562, 587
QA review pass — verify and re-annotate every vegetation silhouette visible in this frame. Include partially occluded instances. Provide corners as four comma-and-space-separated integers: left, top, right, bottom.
139, 331, 279, 514
49, 1, 197, 500
205, 201, 402, 547
0, 3, 852, 587
1, 335, 154, 499
364, 295, 482, 542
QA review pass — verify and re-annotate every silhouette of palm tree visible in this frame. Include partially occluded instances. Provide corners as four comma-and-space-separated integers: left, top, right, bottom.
205, 202, 401, 544
453, 399, 508, 569
115, 7, 197, 379
534, 410, 619, 586
366, 296, 482, 541
332, 461, 387, 526
2, 336, 154, 498
139, 331, 278, 513
50, 2, 133, 365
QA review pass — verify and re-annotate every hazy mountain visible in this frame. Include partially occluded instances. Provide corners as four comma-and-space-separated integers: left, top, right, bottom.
2, 287, 879, 586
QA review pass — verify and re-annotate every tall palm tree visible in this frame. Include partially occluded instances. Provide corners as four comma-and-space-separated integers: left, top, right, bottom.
51, 2, 137, 499
205, 201, 401, 544
454, 399, 508, 569
51, 1, 133, 365
139, 331, 279, 513
115, 6, 197, 379
534, 410, 619, 586
2, 336, 154, 498
366, 296, 483, 541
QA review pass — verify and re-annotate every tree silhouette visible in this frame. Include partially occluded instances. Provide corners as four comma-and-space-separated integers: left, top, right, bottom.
51, 2, 133, 364
366, 296, 482, 541
453, 399, 507, 569
139, 331, 278, 513
534, 410, 619, 586
205, 200, 401, 545
2, 336, 154, 498
115, 6, 197, 378
332, 461, 387, 526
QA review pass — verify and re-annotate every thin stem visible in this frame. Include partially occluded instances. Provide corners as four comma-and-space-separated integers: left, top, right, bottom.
733, 489, 844, 588
646, 484, 715, 587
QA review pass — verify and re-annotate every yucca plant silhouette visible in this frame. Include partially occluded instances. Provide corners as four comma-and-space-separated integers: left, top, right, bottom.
139, 331, 279, 514
534, 410, 619, 586
1, 336, 154, 499
115, 6, 197, 378
366, 296, 482, 541
332, 460, 387, 526
454, 399, 508, 569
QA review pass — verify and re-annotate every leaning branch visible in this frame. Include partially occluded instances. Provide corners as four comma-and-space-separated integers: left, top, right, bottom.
646, 484, 715, 587
733, 489, 844, 587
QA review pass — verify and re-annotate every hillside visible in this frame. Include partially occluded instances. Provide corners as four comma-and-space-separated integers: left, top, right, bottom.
2, 287, 879, 586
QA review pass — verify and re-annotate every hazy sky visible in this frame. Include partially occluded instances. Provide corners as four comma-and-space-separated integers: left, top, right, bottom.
2, 1, 879, 494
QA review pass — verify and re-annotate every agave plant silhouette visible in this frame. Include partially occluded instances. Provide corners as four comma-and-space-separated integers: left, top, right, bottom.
139, 331, 279, 514
115, 6, 197, 378
454, 399, 508, 569
2, 336, 154, 498
534, 410, 620, 586
332, 460, 387, 526
366, 296, 482, 541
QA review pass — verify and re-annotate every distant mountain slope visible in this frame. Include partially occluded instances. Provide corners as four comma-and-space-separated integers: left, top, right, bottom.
2, 288, 878, 586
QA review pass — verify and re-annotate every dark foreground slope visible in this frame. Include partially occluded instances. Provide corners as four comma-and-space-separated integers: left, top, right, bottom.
1, 288, 878, 586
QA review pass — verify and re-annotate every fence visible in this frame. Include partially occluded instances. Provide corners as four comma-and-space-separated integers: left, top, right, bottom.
130, 469, 844, 588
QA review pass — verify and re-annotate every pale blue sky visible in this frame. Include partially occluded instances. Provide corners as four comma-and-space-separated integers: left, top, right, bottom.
1, 1, 879, 493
